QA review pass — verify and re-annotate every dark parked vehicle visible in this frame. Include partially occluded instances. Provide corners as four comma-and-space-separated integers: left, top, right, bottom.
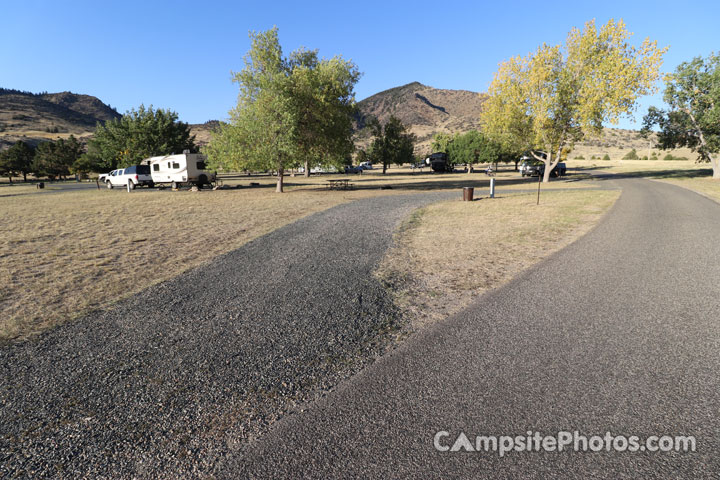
553, 162, 567, 176
426, 152, 453, 173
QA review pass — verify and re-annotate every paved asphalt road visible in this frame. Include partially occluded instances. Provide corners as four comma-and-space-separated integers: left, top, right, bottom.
225, 177, 720, 478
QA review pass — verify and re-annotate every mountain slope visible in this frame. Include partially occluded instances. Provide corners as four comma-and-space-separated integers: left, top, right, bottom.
0, 89, 121, 148
355, 82, 487, 154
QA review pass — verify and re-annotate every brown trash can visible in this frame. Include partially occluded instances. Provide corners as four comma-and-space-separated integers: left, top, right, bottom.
462, 187, 474, 201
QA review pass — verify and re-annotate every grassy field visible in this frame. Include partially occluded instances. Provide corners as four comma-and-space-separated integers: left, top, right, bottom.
376, 189, 621, 330
0, 168, 606, 341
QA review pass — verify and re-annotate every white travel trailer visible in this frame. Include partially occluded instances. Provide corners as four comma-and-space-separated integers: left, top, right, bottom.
141, 153, 216, 188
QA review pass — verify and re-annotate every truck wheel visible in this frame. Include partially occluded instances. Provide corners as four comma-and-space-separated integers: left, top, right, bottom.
171, 181, 178, 190
148, 181, 155, 188
107, 181, 113, 189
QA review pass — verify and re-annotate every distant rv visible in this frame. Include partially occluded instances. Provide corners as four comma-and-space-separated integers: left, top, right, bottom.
425, 152, 452, 173
141, 153, 216, 189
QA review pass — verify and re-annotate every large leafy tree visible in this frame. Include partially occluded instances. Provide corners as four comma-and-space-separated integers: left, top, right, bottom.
206, 28, 360, 191
368, 116, 416, 173
447, 131, 501, 169
642, 54, 720, 179
206, 28, 297, 192
289, 48, 360, 177
482, 19, 666, 182
430, 132, 453, 153
0, 141, 35, 182
86, 105, 196, 170
72, 153, 104, 177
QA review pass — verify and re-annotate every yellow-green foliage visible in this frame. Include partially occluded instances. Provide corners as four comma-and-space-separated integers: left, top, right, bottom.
481, 19, 667, 181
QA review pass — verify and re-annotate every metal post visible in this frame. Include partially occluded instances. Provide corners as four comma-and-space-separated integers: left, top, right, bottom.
490, 178, 495, 198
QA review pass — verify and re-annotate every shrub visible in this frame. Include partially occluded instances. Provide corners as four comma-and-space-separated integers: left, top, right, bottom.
663, 153, 675, 161
602, 154, 611, 160
622, 148, 639, 160
590, 155, 596, 160
642, 155, 648, 160
574, 155, 585, 160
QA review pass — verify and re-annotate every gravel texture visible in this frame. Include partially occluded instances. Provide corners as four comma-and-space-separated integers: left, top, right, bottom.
224, 177, 720, 478
0, 191, 455, 478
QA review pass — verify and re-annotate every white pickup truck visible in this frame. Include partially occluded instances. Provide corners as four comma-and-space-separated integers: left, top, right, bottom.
105, 165, 154, 191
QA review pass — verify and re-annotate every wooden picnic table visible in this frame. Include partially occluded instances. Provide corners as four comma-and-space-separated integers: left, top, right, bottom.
326, 178, 353, 190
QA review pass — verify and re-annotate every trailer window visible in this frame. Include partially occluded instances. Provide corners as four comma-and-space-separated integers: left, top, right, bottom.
153, 164, 159, 172
172, 162, 180, 169
168, 162, 171, 168
196, 161, 206, 170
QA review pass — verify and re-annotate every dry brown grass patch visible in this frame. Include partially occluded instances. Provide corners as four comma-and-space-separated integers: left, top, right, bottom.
376, 190, 620, 330
0, 186, 401, 341
655, 177, 720, 203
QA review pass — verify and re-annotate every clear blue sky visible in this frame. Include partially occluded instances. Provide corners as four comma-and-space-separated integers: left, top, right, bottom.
2, 0, 718, 129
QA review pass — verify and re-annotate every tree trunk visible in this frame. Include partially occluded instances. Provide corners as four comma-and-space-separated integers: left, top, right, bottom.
276, 167, 284, 193
514, 160, 519, 172
7, 175, 12, 184
530, 150, 552, 183
541, 151, 562, 183
711, 155, 720, 179
22, 172, 27, 182
304, 159, 310, 178
383, 162, 387, 174
542, 165, 551, 183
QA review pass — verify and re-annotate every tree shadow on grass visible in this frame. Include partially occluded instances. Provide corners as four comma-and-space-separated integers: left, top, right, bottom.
575, 165, 714, 180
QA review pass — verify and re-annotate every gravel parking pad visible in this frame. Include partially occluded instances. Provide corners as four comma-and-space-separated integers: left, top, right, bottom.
0, 192, 454, 478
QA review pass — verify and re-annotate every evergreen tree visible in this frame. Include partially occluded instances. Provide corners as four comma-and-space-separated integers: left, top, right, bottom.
32, 136, 84, 180
367, 116, 415, 173
0, 141, 35, 182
